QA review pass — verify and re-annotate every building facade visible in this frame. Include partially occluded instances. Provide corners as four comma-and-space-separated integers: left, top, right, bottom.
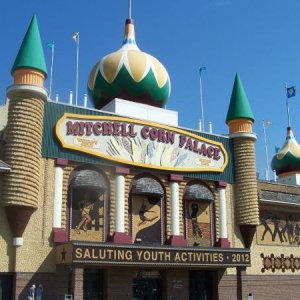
1, 14, 300, 300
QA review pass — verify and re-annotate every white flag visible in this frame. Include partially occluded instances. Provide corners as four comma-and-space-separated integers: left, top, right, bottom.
72, 32, 79, 44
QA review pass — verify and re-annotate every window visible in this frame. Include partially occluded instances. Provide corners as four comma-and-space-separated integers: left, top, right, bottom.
68, 168, 109, 242
184, 183, 214, 247
130, 176, 164, 245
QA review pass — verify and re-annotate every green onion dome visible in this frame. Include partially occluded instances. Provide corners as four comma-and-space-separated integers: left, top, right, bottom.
271, 127, 300, 175
88, 19, 171, 109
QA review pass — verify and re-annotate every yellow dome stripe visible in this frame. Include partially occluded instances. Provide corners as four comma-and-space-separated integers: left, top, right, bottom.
277, 139, 300, 160
289, 141, 300, 157
102, 50, 123, 83
127, 50, 148, 82
148, 55, 168, 88
88, 64, 98, 88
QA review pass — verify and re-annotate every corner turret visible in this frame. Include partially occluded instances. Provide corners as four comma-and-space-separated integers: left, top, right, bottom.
226, 73, 259, 248
2, 16, 48, 247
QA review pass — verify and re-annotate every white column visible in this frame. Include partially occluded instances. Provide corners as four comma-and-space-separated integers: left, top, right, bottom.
115, 173, 125, 232
170, 181, 180, 236
53, 165, 64, 228
219, 187, 228, 239
13, 237, 23, 247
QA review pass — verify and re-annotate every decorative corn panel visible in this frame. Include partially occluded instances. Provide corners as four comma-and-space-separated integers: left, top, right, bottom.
124, 173, 133, 234
61, 165, 74, 229
164, 178, 171, 239
108, 172, 116, 236
212, 187, 220, 239
178, 181, 185, 236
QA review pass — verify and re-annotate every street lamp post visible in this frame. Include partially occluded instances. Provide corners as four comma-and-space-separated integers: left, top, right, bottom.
263, 120, 271, 180
199, 67, 206, 131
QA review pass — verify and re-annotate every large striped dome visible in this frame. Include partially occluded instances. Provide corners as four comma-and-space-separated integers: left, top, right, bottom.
88, 19, 171, 109
271, 127, 300, 175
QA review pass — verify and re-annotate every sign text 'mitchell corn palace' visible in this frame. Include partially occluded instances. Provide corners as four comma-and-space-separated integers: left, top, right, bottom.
56, 114, 228, 172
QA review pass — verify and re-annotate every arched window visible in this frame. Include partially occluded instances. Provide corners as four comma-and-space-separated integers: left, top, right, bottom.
130, 175, 165, 245
184, 182, 214, 247
68, 168, 109, 242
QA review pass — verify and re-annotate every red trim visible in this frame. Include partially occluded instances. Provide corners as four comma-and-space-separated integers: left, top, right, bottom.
111, 232, 132, 244
115, 167, 130, 175
215, 181, 227, 189
53, 228, 68, 243
55, 158, 68, 167
166, 235, 188, 246
169, 174, 184, 182
215, 238, 231, 248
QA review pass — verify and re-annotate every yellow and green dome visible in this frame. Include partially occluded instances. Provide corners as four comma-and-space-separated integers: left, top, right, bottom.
271, 127, 300, 175
88, 19, 171, 109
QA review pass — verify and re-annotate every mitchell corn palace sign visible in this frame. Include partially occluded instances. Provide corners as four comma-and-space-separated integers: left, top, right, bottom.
56, 114, 228, 172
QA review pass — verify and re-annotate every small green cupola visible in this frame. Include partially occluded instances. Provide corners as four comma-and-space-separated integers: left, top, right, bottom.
11, 15, 47, 78
226, 73, 254, 124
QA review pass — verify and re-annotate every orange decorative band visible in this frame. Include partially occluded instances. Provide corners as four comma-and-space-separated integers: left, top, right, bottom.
228, 119, 253, 134
13, 68, 45, 86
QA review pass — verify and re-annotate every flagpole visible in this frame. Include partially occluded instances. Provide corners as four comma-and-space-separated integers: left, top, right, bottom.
128, 0, 132, 18
49, 42, 54, 99
263, 120, 271, 181
199, 67, 206, 131
285, 82, 291, 127
75, 34, 79, 106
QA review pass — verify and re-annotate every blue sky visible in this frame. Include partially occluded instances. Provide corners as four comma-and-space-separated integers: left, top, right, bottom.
1, 0, 300, 179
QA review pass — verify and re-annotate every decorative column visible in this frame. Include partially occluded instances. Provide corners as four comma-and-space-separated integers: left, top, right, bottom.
52, 158, 68, 242
215, 181, 230, 248
72, 266, 84, 300
111, 167, 131, 243
167, 174, 187, 246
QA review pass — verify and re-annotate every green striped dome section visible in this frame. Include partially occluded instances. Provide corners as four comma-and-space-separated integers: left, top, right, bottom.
271, 152, 300, 175
88, 64, 170, 109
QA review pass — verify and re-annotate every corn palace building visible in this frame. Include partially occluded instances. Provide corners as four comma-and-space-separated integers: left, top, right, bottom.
1, 14, 300, 300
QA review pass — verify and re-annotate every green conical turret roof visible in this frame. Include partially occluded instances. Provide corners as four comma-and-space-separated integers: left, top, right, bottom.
11, 15, 47, 77
226, 73, 254, 123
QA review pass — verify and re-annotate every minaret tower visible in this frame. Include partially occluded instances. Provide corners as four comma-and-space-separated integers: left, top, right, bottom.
2, 15, 48, 246
226, 74, 259, 247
